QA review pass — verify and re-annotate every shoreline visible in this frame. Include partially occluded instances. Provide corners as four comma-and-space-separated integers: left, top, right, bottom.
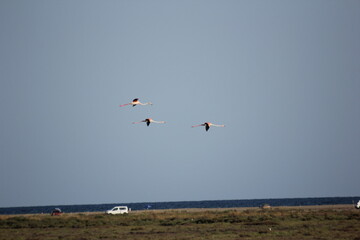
0, 204, 357, 218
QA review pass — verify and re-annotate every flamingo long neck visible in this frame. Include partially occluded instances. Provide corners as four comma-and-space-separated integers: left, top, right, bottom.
152, 120, 165, 123
141, 102, 152, 105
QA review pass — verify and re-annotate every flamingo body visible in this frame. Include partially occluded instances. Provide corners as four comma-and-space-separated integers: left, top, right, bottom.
119, 98, 152, 107
192, 122, 225, 131
132, 118, 166, 126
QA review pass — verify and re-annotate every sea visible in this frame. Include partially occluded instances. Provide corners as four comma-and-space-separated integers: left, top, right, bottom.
1, 196, 359, 215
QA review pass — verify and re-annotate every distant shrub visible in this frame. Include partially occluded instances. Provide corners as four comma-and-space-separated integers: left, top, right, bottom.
3, 216, 30, 228
260, 204, 271, 209
195, 218, 215, 224
347, 213, 360, 220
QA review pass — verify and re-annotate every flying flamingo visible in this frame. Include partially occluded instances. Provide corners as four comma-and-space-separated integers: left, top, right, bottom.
119, 98, 152, 107
191, 122, 225, 131
132, 118, 166, 126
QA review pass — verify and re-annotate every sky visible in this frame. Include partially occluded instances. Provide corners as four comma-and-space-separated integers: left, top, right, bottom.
0, 0, 359, 208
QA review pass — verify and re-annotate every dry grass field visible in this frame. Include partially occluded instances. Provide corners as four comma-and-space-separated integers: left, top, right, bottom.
1, 205, 359, 240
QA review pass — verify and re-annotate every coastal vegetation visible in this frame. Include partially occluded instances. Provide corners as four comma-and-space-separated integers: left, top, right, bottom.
0, 206, 359, 240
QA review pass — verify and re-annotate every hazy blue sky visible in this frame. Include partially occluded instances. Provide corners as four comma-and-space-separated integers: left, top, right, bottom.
1, 0, 359, 207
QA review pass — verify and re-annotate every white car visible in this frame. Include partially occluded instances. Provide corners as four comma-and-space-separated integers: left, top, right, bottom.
106, 206, 129, 215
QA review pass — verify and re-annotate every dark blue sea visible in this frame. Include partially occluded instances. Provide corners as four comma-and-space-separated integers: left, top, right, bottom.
1, 197, 359, 215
